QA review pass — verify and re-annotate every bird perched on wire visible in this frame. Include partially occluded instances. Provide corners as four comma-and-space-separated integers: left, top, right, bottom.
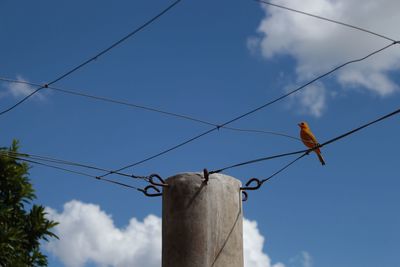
298, 122, 325, 165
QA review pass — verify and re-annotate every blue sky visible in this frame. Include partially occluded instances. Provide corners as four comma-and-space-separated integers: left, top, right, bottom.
1, 0, 399, 266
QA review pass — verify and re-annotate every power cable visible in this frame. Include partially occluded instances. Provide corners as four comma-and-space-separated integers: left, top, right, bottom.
258, 152, 308, 185
255, 0, 396, 42
3, 154, 143, 191
0, 77, 300, 141
212, 105, 400, 173
0, 150, 149, 181
0, 86, 45, 116
49, 85, 215, 126
223, 126, 300, 141
211, 149, 307, 174
318, 107, 400, 148
100, 41, 398, 177
0, 0, 182, 116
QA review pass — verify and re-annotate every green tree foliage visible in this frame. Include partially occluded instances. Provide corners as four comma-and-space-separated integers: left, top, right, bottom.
0, 140, 58, 266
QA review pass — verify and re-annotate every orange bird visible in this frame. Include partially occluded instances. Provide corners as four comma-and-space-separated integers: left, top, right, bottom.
298, 122, 325, 165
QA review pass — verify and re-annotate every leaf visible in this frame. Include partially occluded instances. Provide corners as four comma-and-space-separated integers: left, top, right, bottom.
0, 140, 58, 266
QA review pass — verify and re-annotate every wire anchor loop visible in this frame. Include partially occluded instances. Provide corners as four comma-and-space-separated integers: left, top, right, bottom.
239, 178, 262, 202
240, 178, 262, 191
139, 185, 163, 197
149, 173, 169, 187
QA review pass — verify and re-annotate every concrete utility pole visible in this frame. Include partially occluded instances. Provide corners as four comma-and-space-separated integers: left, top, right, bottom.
162, 172, 243, 267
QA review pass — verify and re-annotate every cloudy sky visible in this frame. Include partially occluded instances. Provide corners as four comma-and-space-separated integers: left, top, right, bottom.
1, 0, 399, 266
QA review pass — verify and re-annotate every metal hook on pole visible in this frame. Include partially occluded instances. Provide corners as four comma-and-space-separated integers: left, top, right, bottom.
241, 191, 248, 202
240, 178, 262, 191
203, 168, 209, 184
138, 185, 163, 197
239, 178, 262, 202
149, 173, 169, 187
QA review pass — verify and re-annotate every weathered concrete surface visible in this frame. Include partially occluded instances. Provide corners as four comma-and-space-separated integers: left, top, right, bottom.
162, 172, 243, 267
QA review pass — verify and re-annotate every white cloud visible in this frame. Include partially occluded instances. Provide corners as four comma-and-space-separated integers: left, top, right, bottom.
250, 0, 400, 116
297, 83, 326, 117
1, 75, 44, 100
301, 251, 313, 267
289, 251, 313, 267
244, 219, 285, 267
45, 200, 284, 267
45, 200, 161, 267
284, 82, 327, 117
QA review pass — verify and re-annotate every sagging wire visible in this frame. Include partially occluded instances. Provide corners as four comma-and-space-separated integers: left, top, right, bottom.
102, 41, 398, 177
210, 105, 400, 200
255, 0, 396, 43
0, 77, 300, 142
209, 149, 308, 174
240, 152, 308, 190
1, 6, 398, 177
1, 154, 161, 197
0, 0, 182, 116
1, 150, 149, 181
9, 103, 398, 199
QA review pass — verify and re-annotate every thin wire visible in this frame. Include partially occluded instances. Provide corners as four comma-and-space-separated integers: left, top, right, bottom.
48, 0, 182, 85
49, 86, 301, 140
212, 105, 400, 173
3, 154, 142, 191
49, 85, 215, 126
0, 77, 216, 126
102, 41, 397, 176
319, 106, 400, 148
260, 152, 308, 185
223, 126, 301, 141
255, 0, 396, 42
97, 127, 218, 177
210, 149, 307, 174
0, 150, 149, 181
0, 77, 300, 141
0, 0, 182, 116
0, 77, 40, 87
216, 42, 396, 128
0, 86, 45, 116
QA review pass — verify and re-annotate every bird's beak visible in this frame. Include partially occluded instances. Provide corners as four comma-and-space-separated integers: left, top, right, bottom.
298, 123, 302, 127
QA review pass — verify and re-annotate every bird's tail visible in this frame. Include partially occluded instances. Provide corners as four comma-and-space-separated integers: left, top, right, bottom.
317, 152, 326, 166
